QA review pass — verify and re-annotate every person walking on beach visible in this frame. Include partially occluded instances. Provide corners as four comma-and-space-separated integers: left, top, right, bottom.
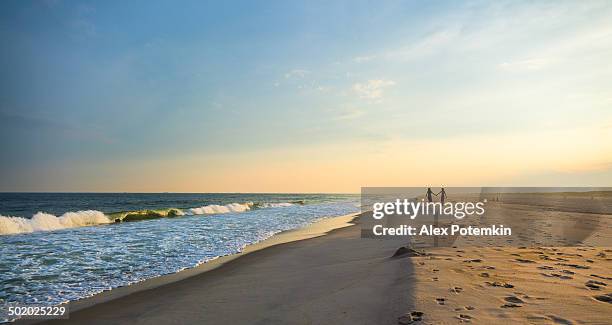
426, 187, 435, 202
438, 187, 447, 205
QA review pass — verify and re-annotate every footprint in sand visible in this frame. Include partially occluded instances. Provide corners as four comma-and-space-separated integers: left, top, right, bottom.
592, 293, 612, 304
485, 281, 514, 288
556, 263, 590, 269
479, 272, 490, 278
537, 265, 555, 270
504, 296, 525, 304
463, 259, 482, 263
450, 286, 463, 294
435, 298, 445, 305
457, 314, 472, 322
547, 315, 574, 325
501, 297, 524, 308
515, 258, 536, 264
590, 274, 612, 281
585, 280, 607, 290
393, 247, 425, 258
541, 273, 572, 280
501, 303, 522, 308
398, 311, 423, 324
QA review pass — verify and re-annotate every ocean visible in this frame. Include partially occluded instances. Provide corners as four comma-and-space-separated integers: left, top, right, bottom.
0, 193, 359, 321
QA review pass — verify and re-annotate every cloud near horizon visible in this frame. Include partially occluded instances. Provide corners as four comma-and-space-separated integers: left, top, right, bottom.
352, 79, 396, 100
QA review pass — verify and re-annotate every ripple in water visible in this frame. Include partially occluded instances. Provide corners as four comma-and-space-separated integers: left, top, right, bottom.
0, 202, 358, 319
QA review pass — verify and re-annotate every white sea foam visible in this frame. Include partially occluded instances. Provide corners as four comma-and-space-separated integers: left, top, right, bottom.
0, 201, 296, 235
261, 202, 294, 208
186, 202, 295, 215
0, 210, 110, 235
188, 202, 253, 215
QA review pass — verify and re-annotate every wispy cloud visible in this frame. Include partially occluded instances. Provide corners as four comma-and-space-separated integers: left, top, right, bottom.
387, 28, 461, 61
352, 55, 375, 63
499, 58, 552, 71
353, 79, 396, 100
284, 69, 310, 79
334, 108, 365, 121
349, 27, 462, 64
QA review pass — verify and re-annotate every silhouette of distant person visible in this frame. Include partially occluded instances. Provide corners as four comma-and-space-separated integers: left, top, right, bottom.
426, 187, 435, 202
438, 187, 447, 205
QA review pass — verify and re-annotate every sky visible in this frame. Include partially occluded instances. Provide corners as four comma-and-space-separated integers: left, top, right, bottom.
0, 0, 611, 192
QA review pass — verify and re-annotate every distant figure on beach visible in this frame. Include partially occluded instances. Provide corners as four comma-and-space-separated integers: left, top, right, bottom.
426, 187, 435, 202
438, 187, 447, 205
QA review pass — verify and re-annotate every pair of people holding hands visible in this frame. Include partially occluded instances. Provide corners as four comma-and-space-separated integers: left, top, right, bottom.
426, 187, 447, 204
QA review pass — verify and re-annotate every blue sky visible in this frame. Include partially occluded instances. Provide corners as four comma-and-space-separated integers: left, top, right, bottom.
1, 1, 611, 192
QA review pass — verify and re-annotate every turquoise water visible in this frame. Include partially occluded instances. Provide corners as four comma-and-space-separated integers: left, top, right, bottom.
0, 193, 359, 322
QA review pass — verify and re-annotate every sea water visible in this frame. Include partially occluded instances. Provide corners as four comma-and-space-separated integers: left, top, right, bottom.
0, 193, 359, 321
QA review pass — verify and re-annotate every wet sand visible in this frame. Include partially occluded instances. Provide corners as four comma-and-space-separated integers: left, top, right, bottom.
39, 215, 414, 325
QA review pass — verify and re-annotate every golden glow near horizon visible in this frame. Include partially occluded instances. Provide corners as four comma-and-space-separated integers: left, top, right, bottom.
19, 125, 611, 193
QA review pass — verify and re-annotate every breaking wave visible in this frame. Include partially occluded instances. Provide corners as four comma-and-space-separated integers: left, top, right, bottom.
259, 202, 294, 208
187, 202, 254, 215
186, 202, 295, 215
0, 202, 297, 235
0, 210, 110, 235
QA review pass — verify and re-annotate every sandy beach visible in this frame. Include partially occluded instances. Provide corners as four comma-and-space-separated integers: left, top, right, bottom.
411, 245, 611, 324
27, 196, 611, 325
37, 215, 413, 324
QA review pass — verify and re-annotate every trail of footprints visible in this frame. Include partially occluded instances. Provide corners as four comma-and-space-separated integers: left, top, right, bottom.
398, 247, 612, 324
498, 247, 611, 307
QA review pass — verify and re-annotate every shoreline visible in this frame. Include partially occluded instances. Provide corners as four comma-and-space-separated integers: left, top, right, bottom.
16, 213, 359, 323
12, 199, 609, 324
35, 213, 413, 324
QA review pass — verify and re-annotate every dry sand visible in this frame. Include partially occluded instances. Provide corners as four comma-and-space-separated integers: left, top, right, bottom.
401, 197, 612, 325
408, 246, 611, 324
